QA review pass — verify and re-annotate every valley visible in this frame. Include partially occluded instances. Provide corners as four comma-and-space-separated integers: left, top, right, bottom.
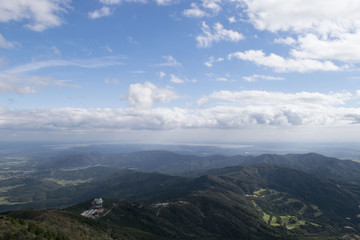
1, 147, 360, 239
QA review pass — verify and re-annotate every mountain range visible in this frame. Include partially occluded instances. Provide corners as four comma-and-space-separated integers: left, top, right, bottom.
1, 151, 360, 239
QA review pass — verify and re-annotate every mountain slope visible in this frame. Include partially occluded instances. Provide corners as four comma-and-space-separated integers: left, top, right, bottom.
35, 150, 251, 174
2, 163, 360, 239
1, 208, 160, 240
35, 151, 360, 185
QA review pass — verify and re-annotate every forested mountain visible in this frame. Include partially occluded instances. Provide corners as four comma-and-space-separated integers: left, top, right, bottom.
2, 163, 360, 239
2, 151, 360, 239
35, 151, 360, 184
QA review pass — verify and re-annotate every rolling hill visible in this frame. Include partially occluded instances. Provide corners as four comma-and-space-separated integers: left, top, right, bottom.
2, 151, 360, 239
2, 163, 360, 239
34, 151, 360, 184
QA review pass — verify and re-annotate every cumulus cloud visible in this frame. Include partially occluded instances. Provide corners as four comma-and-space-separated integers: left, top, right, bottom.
196, 22, 244, 48
0, 0, 70, 31
240, 0, 360, 34
228, 50, 340, 72
1, 90, 360, 135
240, 0, 360, 64
89, 6, 112, 19
291, 33, 360, 62
127, 81, 178, 108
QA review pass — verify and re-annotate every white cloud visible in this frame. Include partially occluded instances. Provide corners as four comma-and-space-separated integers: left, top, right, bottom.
157, 71, 166, 79
0, 57, 120, 94
204, 56, 215, 67
243, 74, 284, 82
7, 56, 125, 74
0, 73, 79, 95
89, 6, 112, 19
204, 56, 224, 67
0, 0, 70, 31
241, 0, 360, 64
228, 16, 236, 23
202, 0, 221, 14
215, 77, 228, 82
191, 90, 360, 127
100, 0, 122, 4
90, 0, 147, 19
1, 90, 360, 135
155, 0, 177, 5
196, 22, 244, 48
197, 96, 211, 107
241, 0, 360, 35
228, 50, 340, 72
183, 0, 221, 18
183, 3, 206, 18
155, 55, 182, 68
100, 0, 147, 4
0, 34, 15, 49
169, 74, 184, 84
208, 90, 353, 106
127, 81, 178, 108
291, 33, 360, 62
274, 37, 296, 45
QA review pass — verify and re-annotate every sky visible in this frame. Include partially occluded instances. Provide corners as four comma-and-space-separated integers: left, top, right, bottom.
1, 0, 360, 144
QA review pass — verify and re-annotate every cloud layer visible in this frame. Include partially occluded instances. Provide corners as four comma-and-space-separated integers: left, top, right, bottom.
1, 87, 360, 132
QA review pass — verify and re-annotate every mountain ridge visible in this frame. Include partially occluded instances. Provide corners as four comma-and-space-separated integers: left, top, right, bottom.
2, 162, 360, 239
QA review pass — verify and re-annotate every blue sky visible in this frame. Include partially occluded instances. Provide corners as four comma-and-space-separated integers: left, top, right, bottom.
1, 0, 360, 143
